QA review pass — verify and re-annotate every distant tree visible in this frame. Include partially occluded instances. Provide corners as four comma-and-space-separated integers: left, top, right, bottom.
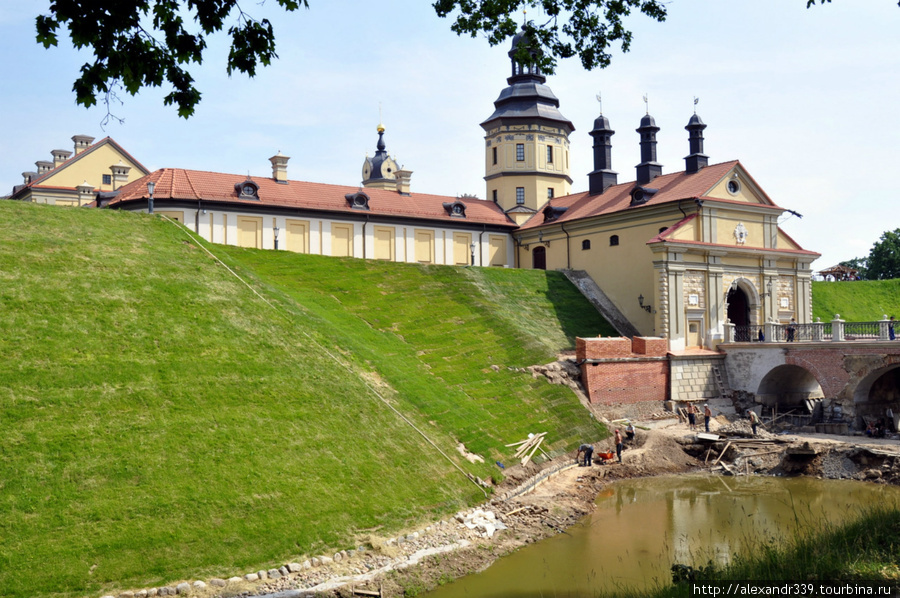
433, 0, 668, 74
865, 229, 900, 280
36, 0, 306, 119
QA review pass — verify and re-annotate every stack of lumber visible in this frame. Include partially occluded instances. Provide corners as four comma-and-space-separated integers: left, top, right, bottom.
506, 433, 548, 465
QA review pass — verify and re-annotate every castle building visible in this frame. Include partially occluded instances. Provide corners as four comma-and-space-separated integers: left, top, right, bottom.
9, 135, 148, 206
105, 127, 517, 268
9, 33, 818, 354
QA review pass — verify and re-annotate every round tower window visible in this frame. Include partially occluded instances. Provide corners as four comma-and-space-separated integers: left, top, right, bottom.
727, 180, 741, 195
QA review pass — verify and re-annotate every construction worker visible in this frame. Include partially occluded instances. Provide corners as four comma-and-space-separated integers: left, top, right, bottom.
704, 404, 712, 433
577, 443, 594, 467
687, 403, 698, 431
748, 409, 760, 435
614, 429, 624, 464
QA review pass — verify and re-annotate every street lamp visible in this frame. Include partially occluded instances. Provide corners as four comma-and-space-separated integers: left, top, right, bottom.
470, 242, 476, 266
146, 180, 155, 214
273, 226, 280, 250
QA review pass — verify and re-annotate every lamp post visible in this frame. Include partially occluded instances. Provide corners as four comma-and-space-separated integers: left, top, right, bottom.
273, 226, 280, 250
470, 242, 476, 266
146, 180, 155, 214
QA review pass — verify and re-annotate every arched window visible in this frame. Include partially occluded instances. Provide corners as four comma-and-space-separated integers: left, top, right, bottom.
582, 239, 591, 250
610, 235, 619, 246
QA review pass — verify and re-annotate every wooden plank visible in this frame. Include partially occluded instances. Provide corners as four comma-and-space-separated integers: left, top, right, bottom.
521, 437, 544, 465
712, 441, 732, 467
697, 433, 720, 441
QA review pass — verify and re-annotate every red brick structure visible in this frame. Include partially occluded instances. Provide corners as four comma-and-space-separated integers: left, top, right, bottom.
576, 336, 668, 406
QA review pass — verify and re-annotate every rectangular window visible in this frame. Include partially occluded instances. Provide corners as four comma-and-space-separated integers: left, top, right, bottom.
102, 174, 112, 185
516, 143, 524, 161
516, 187, 525, 205
546, 145, 553, 163
547, 188, 554, 199
492, 189, 498, 203
492, 147, 498, 165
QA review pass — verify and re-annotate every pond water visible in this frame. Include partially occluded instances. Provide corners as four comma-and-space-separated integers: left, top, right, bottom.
424, 475, 900, 598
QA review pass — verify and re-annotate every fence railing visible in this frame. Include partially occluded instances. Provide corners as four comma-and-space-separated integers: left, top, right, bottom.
724, 317, 895, 344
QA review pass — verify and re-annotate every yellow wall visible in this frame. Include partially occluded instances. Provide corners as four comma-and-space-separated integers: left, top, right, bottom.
286, 219, 309, 253
373, 226, 395, 261
715, 213, 766, 247
157, 211, 184, 223
484, 124, 571, 212
331, 224, 353, 257
36, 142, 145, 193
237, 216, 262, 249
414, 229, 434, 264
488, 234, 507, 266
452, 232, 472, 266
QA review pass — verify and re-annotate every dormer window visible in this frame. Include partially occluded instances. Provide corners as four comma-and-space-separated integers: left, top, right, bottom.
345, 191, 371, 210
442, 201, 467, 218
542, 205, 568, 223
235, 178, 260, 200
630, 186, 658, 206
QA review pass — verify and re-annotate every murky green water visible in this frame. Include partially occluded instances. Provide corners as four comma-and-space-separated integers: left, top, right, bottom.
424, 475, 900, 598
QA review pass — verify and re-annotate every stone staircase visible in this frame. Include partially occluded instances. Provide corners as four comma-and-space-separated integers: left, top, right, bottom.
561, 269, 640, 338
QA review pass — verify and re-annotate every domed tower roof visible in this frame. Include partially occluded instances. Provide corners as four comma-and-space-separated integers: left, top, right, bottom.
481, 25, 573, 133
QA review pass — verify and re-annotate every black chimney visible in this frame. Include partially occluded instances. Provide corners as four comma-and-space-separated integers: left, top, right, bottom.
588, 114, 618, 195
635, 113, 662, 185
684, 113, 708, 174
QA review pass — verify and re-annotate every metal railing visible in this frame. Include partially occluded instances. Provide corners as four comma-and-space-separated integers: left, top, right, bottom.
724, 318, 894, 344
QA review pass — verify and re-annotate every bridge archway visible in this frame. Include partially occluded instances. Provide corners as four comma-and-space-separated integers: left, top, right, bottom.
852, 364, 900, 432
756, 364, 824, 410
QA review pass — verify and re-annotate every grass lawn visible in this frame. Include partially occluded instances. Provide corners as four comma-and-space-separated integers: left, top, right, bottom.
0, 202, 610, 597
812, 279, 900, 322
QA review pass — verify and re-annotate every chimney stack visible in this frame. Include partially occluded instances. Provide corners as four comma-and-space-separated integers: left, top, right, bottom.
76, 180, 95, 206
588, 114, 618, 195
72, 135, 95, 155
35, 160, 53, 175
635, 114, 662, 185
684, 113, 709, 174
51, 149, 72, 167
394, 169, 412, 195
110, 161, 132, 190
269, 152, 289, 183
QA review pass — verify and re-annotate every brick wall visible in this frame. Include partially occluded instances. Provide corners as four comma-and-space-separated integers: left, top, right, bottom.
578, 337, 668, 406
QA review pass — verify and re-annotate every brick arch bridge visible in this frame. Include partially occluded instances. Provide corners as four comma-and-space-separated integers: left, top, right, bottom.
722, 342, 900, 428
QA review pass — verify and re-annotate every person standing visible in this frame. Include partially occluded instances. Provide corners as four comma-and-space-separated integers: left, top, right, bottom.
747, 409, 760, 436
890, 316, 896, 341
687, 403, 698, 431
614, 429, 624, 464
703, 404, 712, 433
577, 443, 594, 467
786, 317, 797, 342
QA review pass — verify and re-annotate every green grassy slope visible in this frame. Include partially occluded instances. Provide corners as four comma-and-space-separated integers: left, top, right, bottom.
812, 279, 900, 322
0, 202, 611, 598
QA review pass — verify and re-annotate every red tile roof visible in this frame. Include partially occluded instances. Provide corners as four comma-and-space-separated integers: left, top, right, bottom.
519, 160, 768, 230
109, 169, 517, 227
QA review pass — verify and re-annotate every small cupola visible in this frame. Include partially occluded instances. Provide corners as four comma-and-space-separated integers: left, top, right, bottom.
635, 113, 662, 185
51, 149, 72, 167
361, 124, 400, 190
235, 177, 260, 200
35, 160, 53, 174
684, 112, 709, 174
442, 200, 467, 218
588, 110, 617, 195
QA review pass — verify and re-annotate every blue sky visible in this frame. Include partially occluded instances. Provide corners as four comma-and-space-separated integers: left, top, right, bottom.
1, 1, 898, 274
